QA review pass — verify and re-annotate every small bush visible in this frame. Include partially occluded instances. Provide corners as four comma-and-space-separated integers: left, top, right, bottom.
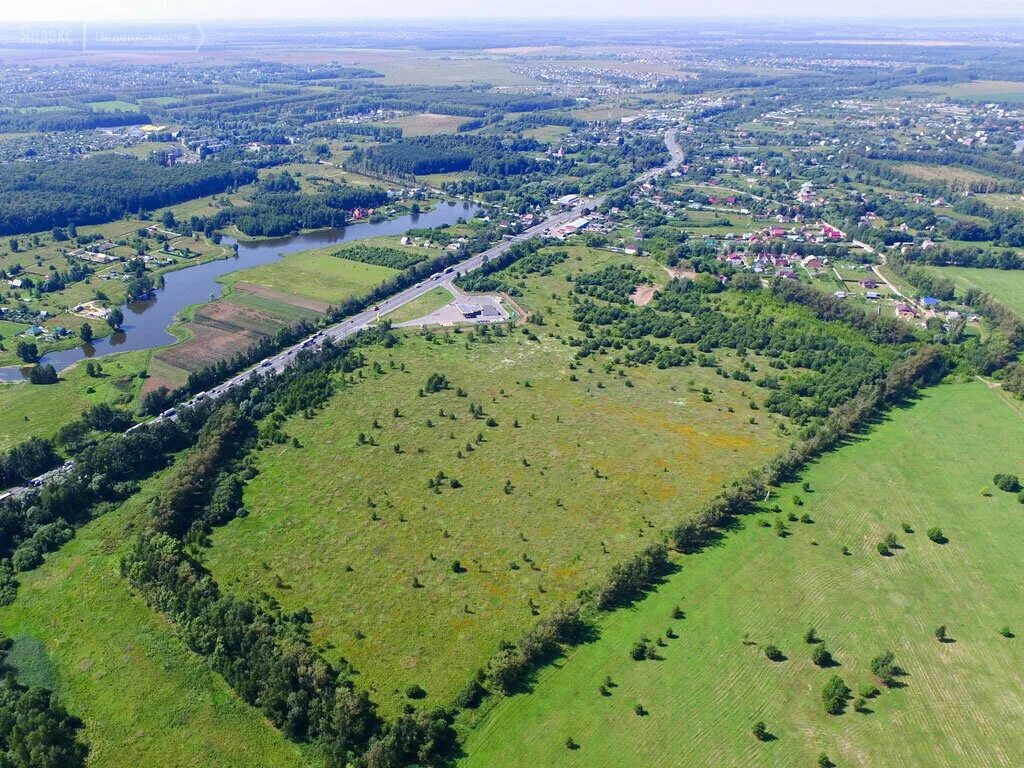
811, 644, 833, 668
926, 527, 945, 543
858, 683, 880, 699
993, 473, 1021, 493
751, 720, 769, 741
764, 644, 784, 662
870, 650, 898, 687
630, 639, 651, 661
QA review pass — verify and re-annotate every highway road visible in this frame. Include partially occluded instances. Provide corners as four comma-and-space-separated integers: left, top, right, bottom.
6, 127, 684, 495
171, 127, 684, 416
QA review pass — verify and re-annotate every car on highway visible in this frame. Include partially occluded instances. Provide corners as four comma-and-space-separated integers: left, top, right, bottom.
161, 408, 177, 418
260, 359, 272, 367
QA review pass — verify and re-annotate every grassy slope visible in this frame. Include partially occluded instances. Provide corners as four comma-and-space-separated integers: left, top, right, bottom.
221, 250, 399, 305
461, 382, 1024, 768
0, 480, 320, 768
204, 248, 788, 715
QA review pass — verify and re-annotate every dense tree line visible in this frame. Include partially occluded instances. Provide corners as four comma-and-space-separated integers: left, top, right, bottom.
120, 336, 459, 766
122, 531, 455, 766
900, 243, 1024, 271
0, 438, 59, 490
0, 109, 150, 134
203, 186, 389, 237
311, 122, 403, 141
334, 244, 426, 270
0, 155, 256, 236
349, 135, 545, 177
0, 637, 88, 768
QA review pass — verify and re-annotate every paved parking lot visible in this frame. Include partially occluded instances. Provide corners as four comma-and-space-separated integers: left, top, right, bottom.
394, 292, 509, 327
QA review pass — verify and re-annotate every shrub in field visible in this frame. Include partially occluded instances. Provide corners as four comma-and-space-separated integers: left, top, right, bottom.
871, 650, 899, 687
811, 644, 833, 668
822, 674, 850, 715
993, 473, 1021, 493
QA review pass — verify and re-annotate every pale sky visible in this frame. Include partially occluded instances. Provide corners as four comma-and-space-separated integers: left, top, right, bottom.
4, 0, 1024, 22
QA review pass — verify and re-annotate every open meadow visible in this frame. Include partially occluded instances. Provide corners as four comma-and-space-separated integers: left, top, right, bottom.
928, 267, 1024, 317
0, 349, 150, 450
460, 382, 1024, 768
203, 247, 790, 715
220, 248, 399, 307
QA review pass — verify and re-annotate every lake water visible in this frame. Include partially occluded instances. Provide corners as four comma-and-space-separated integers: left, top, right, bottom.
0, 201, 479, 381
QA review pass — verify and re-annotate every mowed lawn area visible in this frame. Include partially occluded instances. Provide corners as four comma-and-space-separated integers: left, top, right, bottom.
460, 382, 1024, 768
383, 285, 454, 324
221, 248, 400, 307
204, 327, 786, 716
930, 266, 1024, 317
0, 476, 321, 768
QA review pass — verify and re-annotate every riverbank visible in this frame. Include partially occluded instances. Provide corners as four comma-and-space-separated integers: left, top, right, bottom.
0, 201, 479, 382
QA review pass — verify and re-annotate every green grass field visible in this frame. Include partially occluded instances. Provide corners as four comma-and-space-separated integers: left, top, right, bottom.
85, 100, 141, 112
461, 382, 1024, 768
221, 249, 399, 306
0, 476, 321, 768
0, 349, 150, 451
382, 286, 454, 324
202, 247, 793, 715
898, 80, 1024, 103
204, 329, 784, 717
382, 113, 468, 136
929, 267, 1024, 317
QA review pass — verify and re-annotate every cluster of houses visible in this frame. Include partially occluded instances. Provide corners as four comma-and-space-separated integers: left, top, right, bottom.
68, 241, 120, 264
720, 250, 825, 279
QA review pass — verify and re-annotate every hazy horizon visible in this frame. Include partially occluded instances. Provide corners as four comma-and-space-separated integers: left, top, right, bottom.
4, 0, 1024, 23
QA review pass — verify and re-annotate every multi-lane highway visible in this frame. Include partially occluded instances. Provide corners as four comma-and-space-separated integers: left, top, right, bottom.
7, 127, 684, 495
170, 127, 684, 415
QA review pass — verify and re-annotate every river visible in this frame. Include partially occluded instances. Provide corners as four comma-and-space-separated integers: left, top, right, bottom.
0, 201, 479, 382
